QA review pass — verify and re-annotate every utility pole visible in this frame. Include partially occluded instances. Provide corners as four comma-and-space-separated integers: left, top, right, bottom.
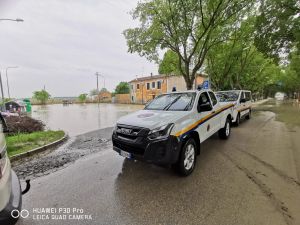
5, 66, 18, 99
0, 72, 5, 111
95, 72, 100, 92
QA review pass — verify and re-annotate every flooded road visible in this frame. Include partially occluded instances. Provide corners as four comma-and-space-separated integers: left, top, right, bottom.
31, 103, 143, 136
15, 100, 300, 225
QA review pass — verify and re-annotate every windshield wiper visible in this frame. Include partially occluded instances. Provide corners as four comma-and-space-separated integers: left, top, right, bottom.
163, 96, 181, 111
184, 97, 194, 111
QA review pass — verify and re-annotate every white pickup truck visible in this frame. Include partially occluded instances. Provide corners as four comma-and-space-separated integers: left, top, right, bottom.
112, 89, 234, 176
216, 90, 252, 126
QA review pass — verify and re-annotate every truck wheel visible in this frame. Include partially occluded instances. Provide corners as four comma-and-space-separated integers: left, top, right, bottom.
234, 113, 240, 126
219, 118, 231, 139
245, 110, 251, 120
174, 138, 197, 176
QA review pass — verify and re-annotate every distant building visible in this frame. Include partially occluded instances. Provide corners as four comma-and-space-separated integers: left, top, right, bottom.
98, 90, 112, 103
129, 74, 206, 104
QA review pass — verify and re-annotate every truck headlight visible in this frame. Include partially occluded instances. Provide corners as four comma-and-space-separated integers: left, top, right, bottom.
148, 123, 174, 140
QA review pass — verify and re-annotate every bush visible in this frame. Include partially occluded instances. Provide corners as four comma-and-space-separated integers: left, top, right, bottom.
5, 116, 45, 134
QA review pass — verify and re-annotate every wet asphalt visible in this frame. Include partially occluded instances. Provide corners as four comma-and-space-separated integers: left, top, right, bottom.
15, 104, 300, 225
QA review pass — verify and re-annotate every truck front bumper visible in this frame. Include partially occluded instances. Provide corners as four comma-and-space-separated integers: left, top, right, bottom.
0, 170, 22, 225
112, 133, 182, 165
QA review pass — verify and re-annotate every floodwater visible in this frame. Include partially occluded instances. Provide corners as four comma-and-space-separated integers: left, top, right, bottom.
257, 99, 300, 127
31, 103, 143, 136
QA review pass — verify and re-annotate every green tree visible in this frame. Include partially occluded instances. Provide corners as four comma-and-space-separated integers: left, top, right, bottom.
115, 82, 130, 94
254, 0, 300, 61
100, 88, 108, 93
279, 52, 300, 96
78, 93, 88, 103
158, 50, 180, 75
206, 17, 282, 96
33, 90, 50, 105
124, 0, 254, 90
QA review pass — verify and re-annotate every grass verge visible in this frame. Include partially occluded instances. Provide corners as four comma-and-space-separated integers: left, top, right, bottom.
6, 130, 65, 157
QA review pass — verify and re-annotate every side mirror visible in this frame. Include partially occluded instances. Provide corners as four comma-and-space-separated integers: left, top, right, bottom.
197, 102, 212, 112
240, 98, 246, 103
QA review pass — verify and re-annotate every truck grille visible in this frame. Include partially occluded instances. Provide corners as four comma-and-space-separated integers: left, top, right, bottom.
113, 140, 145, 155
116, 124, 149, 140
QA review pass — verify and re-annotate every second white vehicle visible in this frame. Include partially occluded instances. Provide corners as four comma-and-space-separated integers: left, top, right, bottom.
216, 90, 252, 126
112, 89, 234, 176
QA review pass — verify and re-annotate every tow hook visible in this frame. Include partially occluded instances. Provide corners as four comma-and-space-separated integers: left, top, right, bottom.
22, 179, 31, 195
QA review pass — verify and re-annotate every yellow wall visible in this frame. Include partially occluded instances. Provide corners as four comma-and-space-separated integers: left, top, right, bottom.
130, 78, 167, 104
115, 94, 131, 104
130, 74, 206, 104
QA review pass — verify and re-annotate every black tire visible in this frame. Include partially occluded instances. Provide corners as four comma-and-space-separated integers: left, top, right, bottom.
245, 110, 251, 120
218, 118, 231, 139
174, 138, 197, 176
234, 113, 240, 126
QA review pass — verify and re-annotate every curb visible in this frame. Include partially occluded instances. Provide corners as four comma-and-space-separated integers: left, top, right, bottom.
252, 98, 271, 107
10, 134, 69, 162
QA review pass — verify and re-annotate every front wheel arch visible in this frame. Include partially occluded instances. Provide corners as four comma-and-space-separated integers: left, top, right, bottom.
173, 137, 197, 176
181, 131, 200, 155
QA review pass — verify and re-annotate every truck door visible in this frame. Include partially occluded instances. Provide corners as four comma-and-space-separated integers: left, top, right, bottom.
240, 91, 248, 117
196, 91, 213, 141
208, 91, 222, 133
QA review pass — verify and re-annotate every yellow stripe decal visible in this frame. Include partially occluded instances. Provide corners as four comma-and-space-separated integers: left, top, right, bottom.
175, 104, 234, 137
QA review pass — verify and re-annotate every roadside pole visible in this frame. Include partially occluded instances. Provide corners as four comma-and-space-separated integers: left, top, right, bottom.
0, 71, 5, 111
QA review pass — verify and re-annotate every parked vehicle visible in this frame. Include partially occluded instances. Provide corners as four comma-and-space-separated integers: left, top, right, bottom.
216, 90, 252, 126
274, 92, 287, 101
0, 114, 22, 225
112, 89, 234, 176
4, 101, 26, 114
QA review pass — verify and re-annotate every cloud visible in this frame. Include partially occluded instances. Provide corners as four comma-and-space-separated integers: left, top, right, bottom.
0, 0, 157, 98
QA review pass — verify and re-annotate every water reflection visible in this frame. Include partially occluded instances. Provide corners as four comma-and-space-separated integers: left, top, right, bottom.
31, 103, 143, 136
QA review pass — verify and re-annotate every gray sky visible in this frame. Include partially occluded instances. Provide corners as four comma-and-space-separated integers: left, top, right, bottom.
0, 0, 157, 98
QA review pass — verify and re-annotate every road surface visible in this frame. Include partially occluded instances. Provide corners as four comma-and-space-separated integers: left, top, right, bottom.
15, 104, 300, 225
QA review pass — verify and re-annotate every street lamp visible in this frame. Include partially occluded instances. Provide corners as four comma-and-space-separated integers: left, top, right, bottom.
6, 66, 18, 99
0, 18, 24, 22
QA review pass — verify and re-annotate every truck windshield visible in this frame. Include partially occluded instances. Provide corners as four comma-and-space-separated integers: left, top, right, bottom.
145, 92, 196, 111
216, 91, 240, 102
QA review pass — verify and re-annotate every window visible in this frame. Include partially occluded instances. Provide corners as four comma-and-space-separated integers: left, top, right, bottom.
157, 81, 161, 89
240, 92, 245, 100
245, 92, 251, 101
146, 83, 150, 90
145, 92, 196, 111
152, 82, 155, 89
216, 91, 240, 102
209, 92, 218, 106
198, 92, 211, 106
137, 84, 140, 89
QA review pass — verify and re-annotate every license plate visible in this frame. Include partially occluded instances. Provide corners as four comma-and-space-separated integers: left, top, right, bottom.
120, 150, 132, 159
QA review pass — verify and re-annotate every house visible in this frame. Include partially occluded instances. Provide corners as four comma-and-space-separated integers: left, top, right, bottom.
98, 90, 112, 103
129, 74, 206, 104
